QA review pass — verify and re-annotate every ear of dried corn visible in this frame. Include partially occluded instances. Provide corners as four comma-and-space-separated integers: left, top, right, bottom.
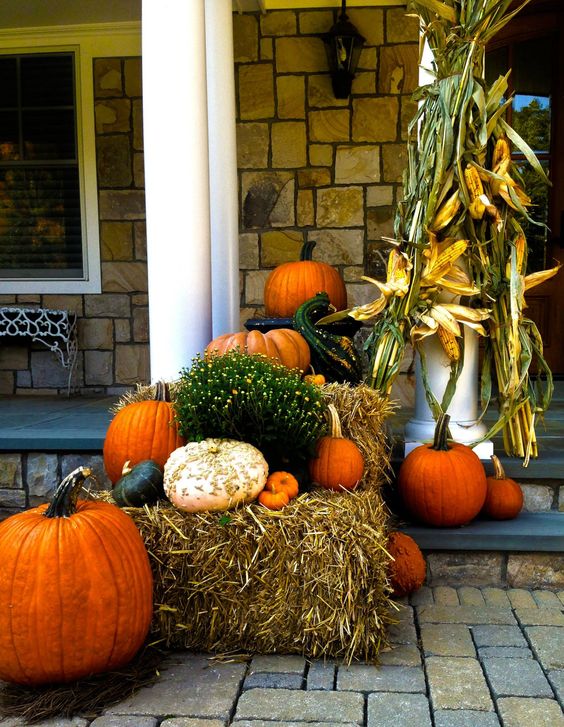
341, 0, 560, 463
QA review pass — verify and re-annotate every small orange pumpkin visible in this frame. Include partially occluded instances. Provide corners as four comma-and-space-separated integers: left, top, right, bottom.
398, 414, 487, 527
387, 531, 426, 598
206, 328, 310, 372
264, 240, 347, 318
103, 381, 185, 484
258, 488, 290, 510
481, 454, 523, 520
304, 371, 326, 386
309, 404, 364, 492
265, 471, 299, 499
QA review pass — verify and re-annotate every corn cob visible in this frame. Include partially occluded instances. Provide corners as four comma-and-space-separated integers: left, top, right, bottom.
422, 239, 468, 284
437, 325, 461, 361
464, 165, 484, 200
492, 136, 511, 171
431, 189, 461, 231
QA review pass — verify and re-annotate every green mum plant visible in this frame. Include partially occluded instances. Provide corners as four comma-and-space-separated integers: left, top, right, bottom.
174, 350, 327, 473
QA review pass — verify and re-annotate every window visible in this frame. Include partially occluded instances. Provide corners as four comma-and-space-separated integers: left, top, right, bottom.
0, 24, 141, 293
0, 52, 83, 281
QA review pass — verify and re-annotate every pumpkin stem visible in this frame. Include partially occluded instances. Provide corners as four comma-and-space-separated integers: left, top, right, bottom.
300, 240, 316, 261
154, 380, 171, 402
491, 454, 506, 480
431, 413, 451, 451
327, 403, 344, 438
44, 466, 94, 519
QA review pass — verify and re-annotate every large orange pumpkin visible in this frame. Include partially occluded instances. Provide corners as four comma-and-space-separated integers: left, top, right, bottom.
264, 240, 347, 318
0, 467, 153, 685
104, 381, 185, 484
309, 404, 364, 491
398, 414, 487, 527
206, 328, 310, 372
387, 531, 426, 598
481, 454, 523, 520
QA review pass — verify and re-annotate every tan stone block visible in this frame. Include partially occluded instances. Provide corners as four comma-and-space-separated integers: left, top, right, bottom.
347, 9, 384, 46
245, 270, 271, 306
382, 143, 408, 182
239, 64, 274, 121
426, 657, 493, 711
298, 168, 332, 188
233, 14, 259, 63
261, 230, 303, 267
298, 10, 333, 34
94, 59, 122, 98
387, 7, 420, 43
239, 233, 259, 269
102, 262, 148, 293
27, 453, 58, 505
367, 205, 395, 242
114, 319, 131, 343
132, 98, 143, 151
308, 74, 349, 109
270, 179, 296, 227
277, 76, 305, 119
309, 229, 364, 265
115, 344, 149, 385
379, 45, 419, 95
309, 144, 333, 167
367, 185, 394, 206
482, 587, 512, 608
124, 58, 142, 97
420, 624, 476, 657
261, 11, 296, 36
16, 295, 40, 303
317, 187, 363, 228
95, 99, 131, 133
242, 170, 294, 228
101, 221, 134, 261
271, 122, 307, 168
237, 123, 269, 168
0, 347, 28, 370
335, 145, 380, 184
133, 307, 149, 342
42, 294, 83, 316
0, 455, 23, 488
97, 136, 132, 188
79, 318, 113, 350
99, 190, 146, 220
310, 109, 350, 142
134, 152, 144, 188
352, 72, 376, 95
134, 221, 147, 260
358, 47, 377, 71
297, 190, 314, 227
240, 307, 260, 330
343, 265, 364, 283
507, 588, 538, 609
132, 294, 148, 306
85, 294, 130, 318
352, 97, 398, 142
85, 350, 114, 386
346, 283, 378, 308
521, 484, 553, 511
0, 371, 14, 395
276, 37, 326, 73
260, 38, 273, 60
507, 554, 564, 589
426, 553, 505, 587
0, 295, 16, 304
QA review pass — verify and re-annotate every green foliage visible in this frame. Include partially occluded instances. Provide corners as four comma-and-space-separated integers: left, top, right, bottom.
174, 350, 327, 469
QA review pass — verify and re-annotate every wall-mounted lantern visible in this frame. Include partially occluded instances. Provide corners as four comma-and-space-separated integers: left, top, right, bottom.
322, 0, 365, 99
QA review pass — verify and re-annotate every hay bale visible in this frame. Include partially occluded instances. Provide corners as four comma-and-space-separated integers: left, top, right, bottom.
127, 487, 395, 663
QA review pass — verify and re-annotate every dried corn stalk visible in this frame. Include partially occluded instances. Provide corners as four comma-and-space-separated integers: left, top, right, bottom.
326, 0, 560, 463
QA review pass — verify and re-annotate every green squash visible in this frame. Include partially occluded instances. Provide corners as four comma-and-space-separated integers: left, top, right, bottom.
112, 460, 165, 507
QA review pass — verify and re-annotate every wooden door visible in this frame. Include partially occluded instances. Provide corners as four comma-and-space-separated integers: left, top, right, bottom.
486, 0, 564, 374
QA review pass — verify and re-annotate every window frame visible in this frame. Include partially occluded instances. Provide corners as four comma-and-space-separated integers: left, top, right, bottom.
0, 22, 141, 294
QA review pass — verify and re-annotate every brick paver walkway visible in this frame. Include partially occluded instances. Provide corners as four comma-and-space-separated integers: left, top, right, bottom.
1, 587, 563, 727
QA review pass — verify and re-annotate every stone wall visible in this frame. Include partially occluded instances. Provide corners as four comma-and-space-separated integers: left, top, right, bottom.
0, 58, 148, 396
234, 8, 419, 325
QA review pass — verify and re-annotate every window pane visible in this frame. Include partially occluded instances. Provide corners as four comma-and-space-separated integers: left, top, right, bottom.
0, 165, 83, 277
0, 111, 20, 154
22, 108, 76, 160
20, 54, 75, 107
0, 57, 18, 108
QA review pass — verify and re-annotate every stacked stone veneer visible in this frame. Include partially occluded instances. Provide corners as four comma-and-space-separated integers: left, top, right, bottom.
0, 57, 148, 396
235, 8, 419, 325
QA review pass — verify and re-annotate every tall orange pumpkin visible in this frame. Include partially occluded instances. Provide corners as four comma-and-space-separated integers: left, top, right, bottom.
481, 454, 523, 520
264, 240, 347, 318
0, 467, 153, 685
309, 404, 364, 491
206, 328, 310, 372
104, 381, 185, 483
398, 414, 487, 527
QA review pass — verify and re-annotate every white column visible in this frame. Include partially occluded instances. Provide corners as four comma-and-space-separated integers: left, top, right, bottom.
205, 0, 240, 337
142, 0, 212, 382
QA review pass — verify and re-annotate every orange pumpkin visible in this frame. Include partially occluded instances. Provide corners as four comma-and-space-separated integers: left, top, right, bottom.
258, 488, 290, 510
0, 467, 153, 685
398, 414, 487, 527
264, 240, 347, 318
309, 404, 364, 491
104, 381, 185, 484
265, 471, 299, 499
304, 372, 326, 386
387, 531, 426, 598
206, 328, 310, 372
481, 454, 523, 520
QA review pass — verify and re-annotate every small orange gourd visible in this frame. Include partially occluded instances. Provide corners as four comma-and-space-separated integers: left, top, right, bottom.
258, 487, 290, 510
206, 328, 310, 372
265, 471, 299, 499
398, 414, 487, 527
304, 371, 326, 386
309, 404, 364, 491
481, 454, 523, 520
387, 531, 426, 598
